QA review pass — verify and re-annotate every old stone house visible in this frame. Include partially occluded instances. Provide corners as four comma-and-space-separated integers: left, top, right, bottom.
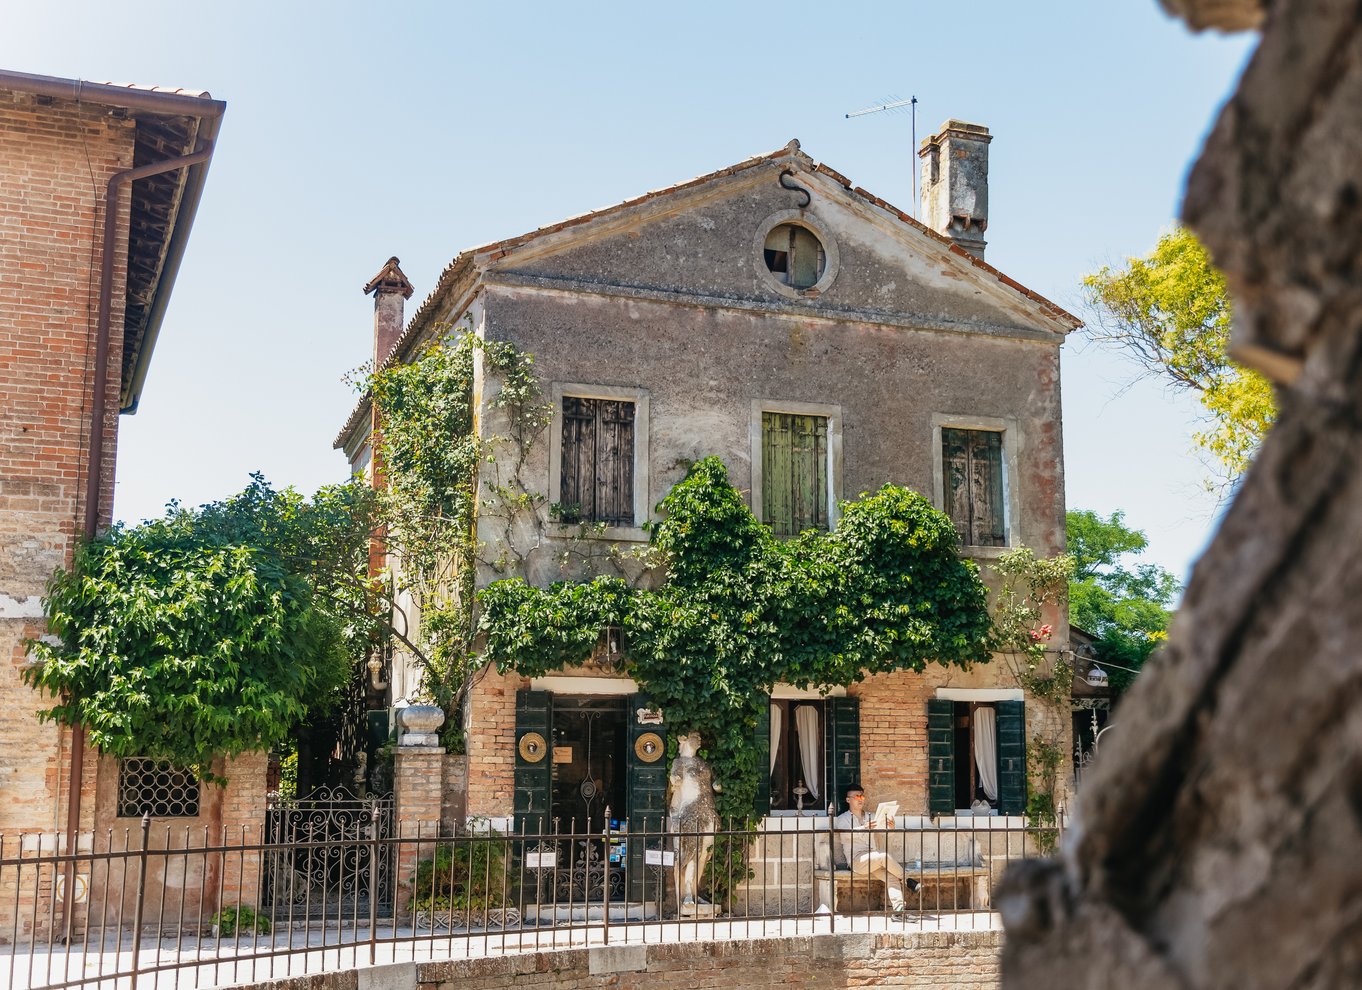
0, 70, 259, 937
338, 122, 1078, 876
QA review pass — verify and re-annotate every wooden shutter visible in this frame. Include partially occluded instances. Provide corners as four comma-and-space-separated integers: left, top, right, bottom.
753, 697, 771, 819
996, 700, 1027, 815
513, 690, 554, 837
625, 693, 668, 902
927, 698, 956, 816
561, 397, 635, 525
941, 428, 1006, 546
823, 697, 860, 815
763, 412, 828, 537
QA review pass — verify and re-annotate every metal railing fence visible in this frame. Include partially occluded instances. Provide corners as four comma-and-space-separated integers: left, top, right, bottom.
0, 811, 1059, 990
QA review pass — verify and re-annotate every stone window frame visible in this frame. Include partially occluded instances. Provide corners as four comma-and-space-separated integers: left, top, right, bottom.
752, 210, 841, 301
930, 412, 1021, 558
548, 382, 651, 543
749, 399, 844, 533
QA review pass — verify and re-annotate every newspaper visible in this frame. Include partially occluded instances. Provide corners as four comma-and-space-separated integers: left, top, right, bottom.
872, 801, 898, 829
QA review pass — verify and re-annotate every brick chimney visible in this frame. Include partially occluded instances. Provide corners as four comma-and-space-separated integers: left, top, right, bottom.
364, 256, 414, 369
918, 120, 992, 260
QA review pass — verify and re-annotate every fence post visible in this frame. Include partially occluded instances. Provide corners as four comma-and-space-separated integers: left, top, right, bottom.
601, 809, 611, 943
129, 813, 151, 987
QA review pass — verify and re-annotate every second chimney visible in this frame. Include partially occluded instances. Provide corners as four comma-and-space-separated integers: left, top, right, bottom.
364, 256, 415, 370
918, 120, 991, 260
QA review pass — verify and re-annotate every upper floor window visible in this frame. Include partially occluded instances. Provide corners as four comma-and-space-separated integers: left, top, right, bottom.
762, 411, 829, 537
763, 223, 826, 290
941, 427, 1007, 547
560, 396, 636, 525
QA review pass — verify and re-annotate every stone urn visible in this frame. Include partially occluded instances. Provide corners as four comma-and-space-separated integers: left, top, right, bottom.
397, 704, 445, 747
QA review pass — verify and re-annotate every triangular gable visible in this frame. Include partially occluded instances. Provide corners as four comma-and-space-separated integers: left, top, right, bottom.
387, 140, 1079, 368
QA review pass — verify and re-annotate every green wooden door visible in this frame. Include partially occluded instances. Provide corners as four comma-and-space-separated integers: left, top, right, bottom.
927, 698, 956, 816
996, 700, 1027, 815
513, 690, 554, 836
823, 697, 860, 815
625, 693, 668, 902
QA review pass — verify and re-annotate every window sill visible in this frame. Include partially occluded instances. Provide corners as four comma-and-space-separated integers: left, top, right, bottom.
962, 545, 1011, 560
549, 523, 650, 544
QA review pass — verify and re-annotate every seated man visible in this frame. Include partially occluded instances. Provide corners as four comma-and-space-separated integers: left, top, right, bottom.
832, 785, 920, 912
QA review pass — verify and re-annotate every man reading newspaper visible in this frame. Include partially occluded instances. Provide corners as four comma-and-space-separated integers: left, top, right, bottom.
832, 785, 920, 913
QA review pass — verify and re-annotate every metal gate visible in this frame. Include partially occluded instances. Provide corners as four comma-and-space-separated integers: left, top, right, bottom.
262, 786, 395, 917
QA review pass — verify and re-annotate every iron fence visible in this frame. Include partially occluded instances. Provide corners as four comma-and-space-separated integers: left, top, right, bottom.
0, 812, 1060, 990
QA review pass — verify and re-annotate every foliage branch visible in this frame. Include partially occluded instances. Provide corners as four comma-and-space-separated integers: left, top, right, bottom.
24, 477, 369, 779
1083, 225, 1276, 484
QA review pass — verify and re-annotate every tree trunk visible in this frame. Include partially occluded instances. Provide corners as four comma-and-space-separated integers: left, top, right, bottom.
1000, 1, 1362, 987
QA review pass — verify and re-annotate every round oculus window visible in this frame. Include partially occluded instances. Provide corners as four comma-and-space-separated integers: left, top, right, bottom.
763, 223, 826, 290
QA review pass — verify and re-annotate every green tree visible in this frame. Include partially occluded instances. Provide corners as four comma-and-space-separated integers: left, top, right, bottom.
1066, 509, 1179, 692
23, 477, 370, 779
1083, 226, 1276, 481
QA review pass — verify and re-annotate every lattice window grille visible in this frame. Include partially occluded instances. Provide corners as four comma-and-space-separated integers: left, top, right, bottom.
117, 758, 201, 818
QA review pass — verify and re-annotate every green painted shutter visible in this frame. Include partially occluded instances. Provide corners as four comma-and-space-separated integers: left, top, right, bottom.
625, 693, 668, 902
823, 697, 860, 815
996, 700, 1027, 815
927, 698, 956, 816
513, 690, 554, 836
763, 413, 829, 537
753, 697, 771, 819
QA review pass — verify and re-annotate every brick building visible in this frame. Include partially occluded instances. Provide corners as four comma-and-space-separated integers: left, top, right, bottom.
338, 125, 1078, 873
0, 70, 246, 935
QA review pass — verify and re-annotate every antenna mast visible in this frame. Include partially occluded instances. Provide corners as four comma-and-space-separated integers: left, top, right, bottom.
845, 95, 919, 217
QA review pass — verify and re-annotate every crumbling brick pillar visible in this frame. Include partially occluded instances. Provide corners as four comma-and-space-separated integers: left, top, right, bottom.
392, 706, 446, 913
217, 751, 268, 914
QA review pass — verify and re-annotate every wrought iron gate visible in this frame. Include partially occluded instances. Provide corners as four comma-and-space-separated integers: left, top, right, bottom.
262, 786, 395, 917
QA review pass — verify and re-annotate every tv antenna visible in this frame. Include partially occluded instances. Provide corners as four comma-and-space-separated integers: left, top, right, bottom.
845, 95, 919, 217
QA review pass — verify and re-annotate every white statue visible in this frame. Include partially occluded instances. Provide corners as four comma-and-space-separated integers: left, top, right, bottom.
668, 731, 721, 916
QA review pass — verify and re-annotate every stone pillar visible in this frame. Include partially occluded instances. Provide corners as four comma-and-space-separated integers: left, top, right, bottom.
392, 706, 445, 912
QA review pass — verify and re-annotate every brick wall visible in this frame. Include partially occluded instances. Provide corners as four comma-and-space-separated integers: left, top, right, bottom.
0, 94, 136, 942
464, 668, 527, 819
0, 94, 133, 838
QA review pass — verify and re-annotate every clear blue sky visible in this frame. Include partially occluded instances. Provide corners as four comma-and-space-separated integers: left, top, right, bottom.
3, 0, 1254, 583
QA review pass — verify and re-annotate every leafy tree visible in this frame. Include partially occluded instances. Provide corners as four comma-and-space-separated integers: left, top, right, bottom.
23, 477, 369, 779
1083, 226, 1276, 481
1066, 509, 1179, 692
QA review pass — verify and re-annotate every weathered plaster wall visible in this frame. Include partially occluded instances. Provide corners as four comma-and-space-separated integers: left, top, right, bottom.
473, 282, 1064, 589
497, 164, 1060, 335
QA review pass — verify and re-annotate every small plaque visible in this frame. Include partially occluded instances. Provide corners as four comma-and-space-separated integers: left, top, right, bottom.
525, 851, 557, 870
552, 746, 573, 764
634, 731, 665, 763
645, 849, 675, 866
518, 732, 547, 763
636, 707, 664, 725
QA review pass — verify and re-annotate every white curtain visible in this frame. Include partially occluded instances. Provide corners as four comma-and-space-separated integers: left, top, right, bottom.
973, 706, 998, 803
794, 705, 822, 803
769, 702, 782, 777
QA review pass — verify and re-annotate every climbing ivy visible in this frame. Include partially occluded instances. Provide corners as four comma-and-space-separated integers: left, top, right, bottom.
479, 456, 994, 821
357, 329, 551, 745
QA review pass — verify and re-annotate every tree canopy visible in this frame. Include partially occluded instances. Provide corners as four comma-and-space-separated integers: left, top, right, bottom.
24, 477, 374, 778
1066, 509, 1179, 692
1083, 226, 1276, 481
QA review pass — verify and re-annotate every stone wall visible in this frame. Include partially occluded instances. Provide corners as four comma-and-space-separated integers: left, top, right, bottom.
246, 931, 1002, 990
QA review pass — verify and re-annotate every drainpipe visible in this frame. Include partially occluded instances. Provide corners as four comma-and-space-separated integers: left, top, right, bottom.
63, 138, 215, 943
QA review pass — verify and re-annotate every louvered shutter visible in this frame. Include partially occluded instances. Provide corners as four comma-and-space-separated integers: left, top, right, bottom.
996, 700, 1027, 815
927, 698, 956, 816
823, 697, 860, 815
